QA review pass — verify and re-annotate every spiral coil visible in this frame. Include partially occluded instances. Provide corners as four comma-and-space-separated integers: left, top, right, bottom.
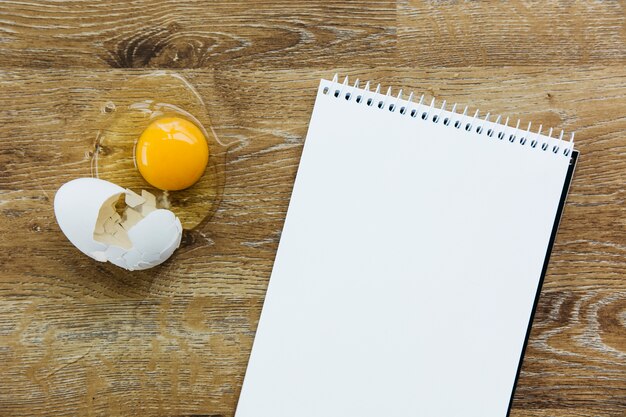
323, 75, 575, 157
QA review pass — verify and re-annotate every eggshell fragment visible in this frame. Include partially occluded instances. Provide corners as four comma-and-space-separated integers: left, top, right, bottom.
141, 189, 157, 207
54, 178, 183, 271
140, 201, 156, 216
124, 188, 145, 208
121, 207, 142, 229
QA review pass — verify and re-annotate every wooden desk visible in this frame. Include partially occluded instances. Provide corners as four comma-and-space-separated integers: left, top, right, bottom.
0, 1, 624, 416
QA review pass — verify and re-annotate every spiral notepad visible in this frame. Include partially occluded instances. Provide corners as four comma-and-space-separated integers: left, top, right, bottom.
235, 76, 578, 417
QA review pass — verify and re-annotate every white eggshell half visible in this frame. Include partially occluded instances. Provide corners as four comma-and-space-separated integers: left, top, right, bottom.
54, 178, 183, 271
54, 178, 124, 262
124, 209, 182, 271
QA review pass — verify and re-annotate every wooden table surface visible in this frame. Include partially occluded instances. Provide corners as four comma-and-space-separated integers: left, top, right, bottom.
1, 1, 625, 416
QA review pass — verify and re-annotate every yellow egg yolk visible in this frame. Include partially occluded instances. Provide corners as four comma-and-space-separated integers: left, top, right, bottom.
135, 117, 209, 191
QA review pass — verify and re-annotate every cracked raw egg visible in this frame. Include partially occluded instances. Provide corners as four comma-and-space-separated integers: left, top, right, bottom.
91, 71, 228, 229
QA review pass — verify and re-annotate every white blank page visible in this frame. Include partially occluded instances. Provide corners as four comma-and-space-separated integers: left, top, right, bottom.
235, 79, 572, 417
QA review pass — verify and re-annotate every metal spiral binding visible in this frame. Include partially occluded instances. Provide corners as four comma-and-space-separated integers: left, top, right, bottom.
323, 74, 575, 157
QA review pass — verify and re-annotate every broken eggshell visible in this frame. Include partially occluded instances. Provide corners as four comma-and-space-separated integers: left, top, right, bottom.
54, 178, 182, 271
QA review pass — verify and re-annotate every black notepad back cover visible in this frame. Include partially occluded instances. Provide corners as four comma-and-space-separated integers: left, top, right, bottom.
506, 150, 579, 416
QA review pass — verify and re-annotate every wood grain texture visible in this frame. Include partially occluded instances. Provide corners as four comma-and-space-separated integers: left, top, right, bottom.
399, 0, 626, 66
0, 1, 625, 417
0, 0, 396, 69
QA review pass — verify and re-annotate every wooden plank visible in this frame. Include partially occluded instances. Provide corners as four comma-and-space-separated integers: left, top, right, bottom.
0, 298, 259, 416
398, 0, 626, 66
0, 290, 623, 416
0, 0, 397, 69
